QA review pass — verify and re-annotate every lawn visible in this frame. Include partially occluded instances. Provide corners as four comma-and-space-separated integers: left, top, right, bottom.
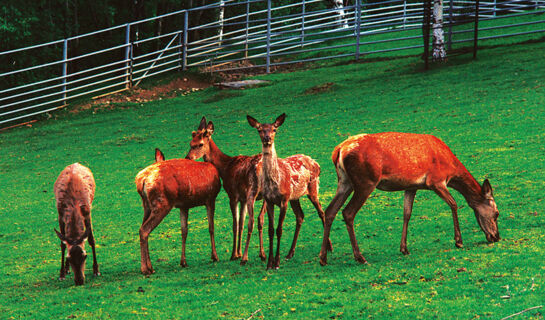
0, 36, 544, 319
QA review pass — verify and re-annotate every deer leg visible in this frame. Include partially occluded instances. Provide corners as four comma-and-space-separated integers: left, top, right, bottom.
286, 200, 305, 260
237, 202, 247, 258
206, 202, 219, 262
274, 201, 289, 269
342, 186, 374, 264
257, 201, 267, 261
400, 190, 417, 255
83, 216, 100, 276
229, 198, 240, 260
58, 220, 68, 279
319, 181, 353, 266
59, 241, 67, 280
266, 201, 275, 270
308, 182, 332, 252
179, 208, 189, 267
139, 204, 170, 275
432, 184, 463, 248
241, 199, 254, 265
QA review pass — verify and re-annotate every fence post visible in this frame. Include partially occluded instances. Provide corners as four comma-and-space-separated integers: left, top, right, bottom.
178, 29, 183, 70
493, 0, 496, 16
125, 23, 131, 89
301, 0, 306, 47
62, 39, 68, 106
447, 0, 453, 51
266, 0, 271, 73
473, 0, 479, 59
245, 0, 250, 58
183, 11, 188, 70
355, 0, 361, 60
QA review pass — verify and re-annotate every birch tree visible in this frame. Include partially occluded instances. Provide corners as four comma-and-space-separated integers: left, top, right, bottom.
218, 0, 225, 44
432, 0, 447, 61
331, 0, 349, 29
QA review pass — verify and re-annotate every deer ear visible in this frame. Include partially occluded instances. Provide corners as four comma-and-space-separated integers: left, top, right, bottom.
482, 179, 493, 197
274, 113, 286, 127
54, 229, 67, 244
247, 115, 260, 128
191, 131, 197, 138
198, 116, 207, 130
206, 121, 214, 136
155, 148, 165, 162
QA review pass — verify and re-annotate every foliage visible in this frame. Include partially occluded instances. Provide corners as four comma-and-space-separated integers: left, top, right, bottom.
0, 39, 544, 319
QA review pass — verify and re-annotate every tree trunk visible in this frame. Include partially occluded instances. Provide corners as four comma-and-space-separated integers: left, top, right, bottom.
432, 0, 447, 61
218, 0, 225, 45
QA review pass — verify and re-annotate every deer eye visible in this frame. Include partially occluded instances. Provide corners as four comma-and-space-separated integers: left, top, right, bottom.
199, 143, 204, 147
273, 129, 277, 132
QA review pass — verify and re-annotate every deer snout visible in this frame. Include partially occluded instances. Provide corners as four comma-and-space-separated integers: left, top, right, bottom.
262, 136, 271, 145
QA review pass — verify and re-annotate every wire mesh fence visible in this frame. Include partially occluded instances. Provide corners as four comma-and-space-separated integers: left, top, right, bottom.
1, 0, 544, 128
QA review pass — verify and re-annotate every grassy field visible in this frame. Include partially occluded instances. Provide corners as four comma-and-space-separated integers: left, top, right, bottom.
1, 35, 544, 319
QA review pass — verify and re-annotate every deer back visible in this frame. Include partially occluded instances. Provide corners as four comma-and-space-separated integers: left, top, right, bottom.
136, 159, 220, 208
54, 163, 95, 240
334, 132, 463, 190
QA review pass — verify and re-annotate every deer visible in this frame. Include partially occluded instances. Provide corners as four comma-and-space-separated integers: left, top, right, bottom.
318, 132, 501, 266
54, 163, 100, 286
135, 148, 221, 274
185, 117, 267, 265
247, 113, 332, 269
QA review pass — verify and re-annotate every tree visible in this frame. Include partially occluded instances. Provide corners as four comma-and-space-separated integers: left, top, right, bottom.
432, 0, 446, 61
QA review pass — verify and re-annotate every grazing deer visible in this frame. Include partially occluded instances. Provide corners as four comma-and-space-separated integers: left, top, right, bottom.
54, 163, 100, 286
185, 117, 267, 265
136, 148, 221, 274
247, 113, 332, 269
319, 132, 500, 266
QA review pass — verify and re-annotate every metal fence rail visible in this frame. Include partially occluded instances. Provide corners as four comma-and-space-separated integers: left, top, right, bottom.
1, 0, 545, 127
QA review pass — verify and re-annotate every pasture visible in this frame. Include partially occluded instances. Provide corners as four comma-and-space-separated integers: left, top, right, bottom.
1, 39, 544, 319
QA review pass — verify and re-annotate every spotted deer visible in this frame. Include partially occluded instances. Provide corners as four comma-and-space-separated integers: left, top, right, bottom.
319, 132, 500, 266
136, 148, 221, 274
185, 117, 267, 265
247, 113, 332, 269
54, 163, 100, 286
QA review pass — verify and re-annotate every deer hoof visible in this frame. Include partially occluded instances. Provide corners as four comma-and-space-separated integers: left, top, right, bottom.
355, 255, 367, 265
240, 259, 247, 266
211, 255, 219, 262
180, 261, 188, 268
285, 252, 294, 260
259, 253, 267, 262
141, 268, 154, 275
59, 276, 66, 281
400, 248, 410, 255
455, 242, 464, 248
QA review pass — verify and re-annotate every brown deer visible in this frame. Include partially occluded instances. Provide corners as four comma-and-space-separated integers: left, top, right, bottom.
319, 132, 501, 266
136, 148, 221, 274
247, 113, 332, 269
54, 163, 100, 286
185, 117, 267, 265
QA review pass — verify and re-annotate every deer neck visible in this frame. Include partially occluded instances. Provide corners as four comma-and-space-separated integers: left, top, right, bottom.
207, 139, 232, 179
450, 168, 483, 209
261, 143, 281, 187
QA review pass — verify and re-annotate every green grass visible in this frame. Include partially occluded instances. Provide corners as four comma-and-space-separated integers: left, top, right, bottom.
1, 35, 544, 319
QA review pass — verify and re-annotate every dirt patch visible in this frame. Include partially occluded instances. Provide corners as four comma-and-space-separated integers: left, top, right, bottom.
304, 82, 335, 95
71, 75, 212, 113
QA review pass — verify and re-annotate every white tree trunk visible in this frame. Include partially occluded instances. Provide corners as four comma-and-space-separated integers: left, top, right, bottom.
432, 0, 447, 61
332, 0, 349, 29
218, 0, 225, 44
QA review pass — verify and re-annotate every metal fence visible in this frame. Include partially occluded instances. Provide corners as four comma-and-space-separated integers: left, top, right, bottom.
1, 0, 544, 128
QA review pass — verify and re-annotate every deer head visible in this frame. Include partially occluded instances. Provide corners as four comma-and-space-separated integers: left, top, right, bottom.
246, 113, 286, 154
473, 179, 500, 242
55, 228, 89, 285
186, 117, 214, 161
